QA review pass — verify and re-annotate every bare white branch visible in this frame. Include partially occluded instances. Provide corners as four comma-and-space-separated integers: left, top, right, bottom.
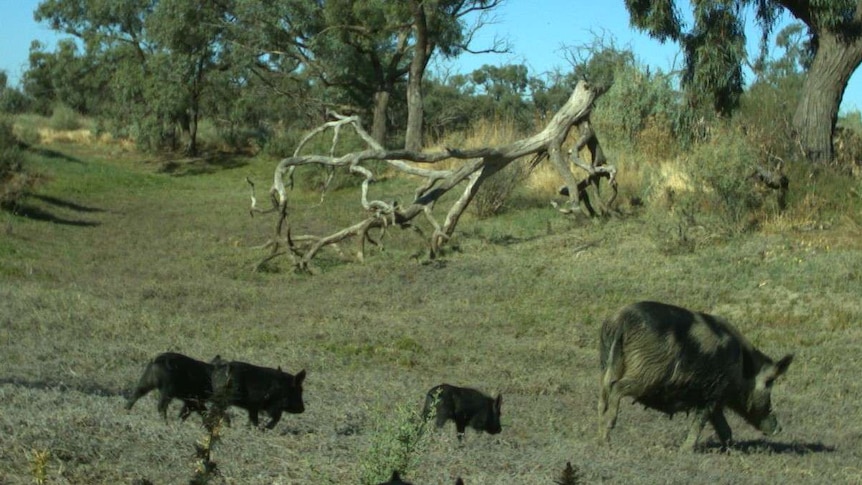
250, 80, 616, 271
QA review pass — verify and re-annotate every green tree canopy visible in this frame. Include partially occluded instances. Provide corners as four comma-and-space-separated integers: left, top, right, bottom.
625, 0, 862, 163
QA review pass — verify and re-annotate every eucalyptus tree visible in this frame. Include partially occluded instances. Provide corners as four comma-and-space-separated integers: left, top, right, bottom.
227, 0, 413, 144
403, 0, 505, 150
230, 0, 504, 147
23, 39, 107, 115
625, 0, 862, 164
34, 0, 234, 154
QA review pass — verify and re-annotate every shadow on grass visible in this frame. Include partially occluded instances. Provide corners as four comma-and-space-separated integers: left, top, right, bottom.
7, 202, 101, 226
157, 153, 249, 176
704, 439, 836, 455
28, 146, 85, 164
0, 377, 124, 399
31, 194, 105, 213
3, 193, 104, 226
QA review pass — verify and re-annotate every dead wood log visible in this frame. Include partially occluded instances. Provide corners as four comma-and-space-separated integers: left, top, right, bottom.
249, 80, 614, 271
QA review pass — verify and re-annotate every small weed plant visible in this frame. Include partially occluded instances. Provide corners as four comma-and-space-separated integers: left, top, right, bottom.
358, 397, 437, 485
29, 448, 50, 485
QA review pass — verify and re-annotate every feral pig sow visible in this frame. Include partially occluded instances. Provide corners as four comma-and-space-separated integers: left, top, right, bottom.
598, 301, 794, 451
125, 352, 216, 421
423, 384, 502, 439
211, 358, 306, 430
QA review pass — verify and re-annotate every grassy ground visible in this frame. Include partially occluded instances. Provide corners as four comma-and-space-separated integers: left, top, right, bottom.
2, 136, 862, 484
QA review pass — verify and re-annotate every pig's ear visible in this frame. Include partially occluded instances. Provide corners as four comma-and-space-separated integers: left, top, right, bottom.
278, 366, 283, 372
495, 394, 502, 409
774, 354, 793, 377
295, 369, 307, 385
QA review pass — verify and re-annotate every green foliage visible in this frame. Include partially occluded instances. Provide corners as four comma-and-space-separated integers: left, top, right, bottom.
682, 4, 745, 114
592, 60, 681, 149
0, 118, 37, 210
262, 129, 303, 159
680, 127, 767, 228
626, 1, 862, 164
358, 399, 435, 485
623, 0, 793, 116
0, 84, 32, 115
33, 0, 237, 154
0, 117, 16, 150
49, 104, 82, 131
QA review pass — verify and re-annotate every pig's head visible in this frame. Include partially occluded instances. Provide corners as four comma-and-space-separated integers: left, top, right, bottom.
282, 369, 306, 414
482, 394, 503, 434
738, 353, 794, 435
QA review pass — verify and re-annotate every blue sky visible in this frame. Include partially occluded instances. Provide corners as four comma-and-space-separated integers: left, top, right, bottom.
2, 0, 862, 113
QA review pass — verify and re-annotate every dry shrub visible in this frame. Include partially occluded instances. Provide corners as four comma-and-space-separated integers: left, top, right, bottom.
833, 126, 862, 177
525, 161, 563, 195
635, 113, 678, 163
428, 118, 531, 218
0, 162, 38, 210
471, 159, 529, 218
38, 128, 94, 144
761, 192, 828, 233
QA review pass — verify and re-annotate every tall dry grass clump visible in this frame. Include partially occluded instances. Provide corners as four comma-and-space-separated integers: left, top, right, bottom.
430, 117, 533, 218
29, 449, 51, 485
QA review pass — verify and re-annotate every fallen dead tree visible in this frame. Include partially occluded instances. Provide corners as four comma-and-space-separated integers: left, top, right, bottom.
249, 80, 616, 272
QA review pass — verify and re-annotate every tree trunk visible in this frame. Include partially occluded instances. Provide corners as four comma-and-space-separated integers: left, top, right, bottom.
405, 60, 426, 151
187, 109, 199, 156
405, 0, 431, 151
793, 30, 862, 164
372, 89, 390, 145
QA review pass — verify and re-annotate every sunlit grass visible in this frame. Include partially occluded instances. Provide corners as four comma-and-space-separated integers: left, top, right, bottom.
1, 119, 862, 482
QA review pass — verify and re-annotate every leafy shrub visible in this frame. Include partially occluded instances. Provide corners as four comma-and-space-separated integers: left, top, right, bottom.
734, 74, 803, 162
592, 61, 681, 150
263, 128, 301, 159
685, 128, 765, 225
0, 116, 16, 149
0, 88, 32, 114
49, 104, 82, 131
133, 116, 179, 153
358, 399, 435, 485
1, 118, 37, 211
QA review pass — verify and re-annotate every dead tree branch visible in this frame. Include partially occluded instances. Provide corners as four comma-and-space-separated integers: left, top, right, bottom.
250, 80, 613, 271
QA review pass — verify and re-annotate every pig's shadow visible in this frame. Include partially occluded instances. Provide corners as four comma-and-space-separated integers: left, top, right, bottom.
704, 439, 835, 455
0, 377, 125, 399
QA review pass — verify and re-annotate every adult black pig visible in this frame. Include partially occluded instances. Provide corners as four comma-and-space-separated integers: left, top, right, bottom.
210, 358, 306, 430
598, 301, 793, 451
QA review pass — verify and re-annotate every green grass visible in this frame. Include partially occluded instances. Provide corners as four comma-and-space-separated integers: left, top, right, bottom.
1, 136, 862, 483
